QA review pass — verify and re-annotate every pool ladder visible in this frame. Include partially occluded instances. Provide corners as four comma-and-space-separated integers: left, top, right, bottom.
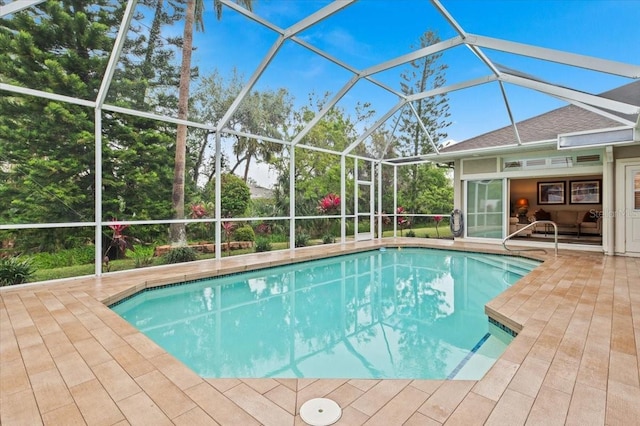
502, 220, 558, 256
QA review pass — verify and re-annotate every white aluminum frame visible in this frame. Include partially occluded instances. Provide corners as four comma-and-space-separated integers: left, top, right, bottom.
1, 0, 638, 279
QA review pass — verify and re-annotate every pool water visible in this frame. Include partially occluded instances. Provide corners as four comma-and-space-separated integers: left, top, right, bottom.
111, 248, 539, 379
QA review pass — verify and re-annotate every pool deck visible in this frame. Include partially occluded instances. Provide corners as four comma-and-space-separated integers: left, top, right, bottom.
1, 238, 639, 425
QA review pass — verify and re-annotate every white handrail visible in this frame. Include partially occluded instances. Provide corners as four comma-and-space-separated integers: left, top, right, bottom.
502, 220, 558, 256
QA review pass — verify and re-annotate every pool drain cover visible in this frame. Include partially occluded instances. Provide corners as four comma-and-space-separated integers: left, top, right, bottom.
300, 398, 342, 426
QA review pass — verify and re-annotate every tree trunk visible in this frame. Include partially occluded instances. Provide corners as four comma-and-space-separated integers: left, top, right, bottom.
243, 155, 252, 182
137, 0, 164, 107
169, 0, 195, 247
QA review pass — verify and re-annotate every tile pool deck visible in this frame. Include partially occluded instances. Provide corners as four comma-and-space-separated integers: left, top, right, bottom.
1, 238, 639, 425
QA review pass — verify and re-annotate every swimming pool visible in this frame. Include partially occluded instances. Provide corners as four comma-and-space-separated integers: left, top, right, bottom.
111, 248, 539, 380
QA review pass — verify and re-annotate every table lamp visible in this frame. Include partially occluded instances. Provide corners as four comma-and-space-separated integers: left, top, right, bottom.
516, 198, 529, 224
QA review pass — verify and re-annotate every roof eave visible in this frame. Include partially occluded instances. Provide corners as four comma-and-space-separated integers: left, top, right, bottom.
422, 139, 558, 163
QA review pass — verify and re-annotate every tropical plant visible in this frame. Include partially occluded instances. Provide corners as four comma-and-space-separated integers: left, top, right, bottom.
295, 232, 310, 248
255, 222, 272, 236
322, 234, 335, 244
433, 215, 443, 238
107, 221, 136, 255
318, 193, 341, 215
255, 238, 272, 252
0, 256, 36, 286
397, 206, 410, 235
131, 245, 155, 268
221, 221, 235, 253
103, 220, 137, 272
316, 193, 340, 243
190, 203, 207, 218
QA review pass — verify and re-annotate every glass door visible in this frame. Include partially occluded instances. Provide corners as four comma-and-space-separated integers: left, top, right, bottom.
466, 179, 505, 238
354, 160, 374, 241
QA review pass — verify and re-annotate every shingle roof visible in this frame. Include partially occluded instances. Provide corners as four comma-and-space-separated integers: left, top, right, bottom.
440, 80, 640, 153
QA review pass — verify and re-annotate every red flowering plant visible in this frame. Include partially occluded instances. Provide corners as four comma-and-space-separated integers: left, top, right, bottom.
397, 207, 410, 235
103, 219, 137, 271
318, 193, 341, 215
221, 221, 235, 254
190, 203, 207, 218
433, 215, 443, 238
256, 223, 271, 235
318, 193, 340, 244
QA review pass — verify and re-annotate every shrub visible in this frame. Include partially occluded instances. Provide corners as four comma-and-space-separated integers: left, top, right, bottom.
234, 225, 256, 242
255, 238, 272, 252
295, 233, 310, 248
270, 232, 289, 243
163, 247, 197, 264
322, 234, 335, 244
131, 245, 155, 268
254, 222, 272, 236
30, 246, 95, 269
0, 256, 36, 286
406, 230, 416, 237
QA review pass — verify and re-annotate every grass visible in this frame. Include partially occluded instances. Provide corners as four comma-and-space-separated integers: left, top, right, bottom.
383, 224, 452, 239
29, 225, 449, 282
31, 242, 290, 282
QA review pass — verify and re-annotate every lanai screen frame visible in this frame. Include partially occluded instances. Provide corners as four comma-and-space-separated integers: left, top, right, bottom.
1, 0, 639, 278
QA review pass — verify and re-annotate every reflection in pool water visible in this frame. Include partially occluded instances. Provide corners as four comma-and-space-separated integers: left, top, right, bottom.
111, 248, 539, 379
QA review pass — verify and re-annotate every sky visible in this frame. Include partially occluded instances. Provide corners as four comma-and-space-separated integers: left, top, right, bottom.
176, 0, 640, 186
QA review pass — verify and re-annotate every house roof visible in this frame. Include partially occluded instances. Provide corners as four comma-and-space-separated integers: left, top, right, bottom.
440, 80, 640, 154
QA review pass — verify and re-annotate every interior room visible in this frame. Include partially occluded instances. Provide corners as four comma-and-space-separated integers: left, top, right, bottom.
509, 176, 603, 244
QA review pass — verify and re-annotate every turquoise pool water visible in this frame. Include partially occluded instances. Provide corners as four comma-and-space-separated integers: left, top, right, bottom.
111, 248, 539, 379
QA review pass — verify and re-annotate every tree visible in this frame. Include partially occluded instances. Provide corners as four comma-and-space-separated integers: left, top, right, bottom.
229, 88, 292, 182
189, 69, 242, 187
0, 1, 123, 250
202, 173, 251, 217
0, 1, 182, 250
121, 0, 185, 110
169, 0, 253, 246
396, 30, 451, 214
271, 95, 374, 222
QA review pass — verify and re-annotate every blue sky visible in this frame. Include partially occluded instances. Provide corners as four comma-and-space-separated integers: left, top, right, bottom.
164, 0, 640, 185
189, 0, 639, 143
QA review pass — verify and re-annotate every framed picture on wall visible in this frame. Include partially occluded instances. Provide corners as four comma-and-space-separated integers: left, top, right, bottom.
538, 181, 565, 205
569, 179, 601, 204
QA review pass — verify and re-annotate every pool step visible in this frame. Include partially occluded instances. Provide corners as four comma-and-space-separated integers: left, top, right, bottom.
466, 254, 540, 277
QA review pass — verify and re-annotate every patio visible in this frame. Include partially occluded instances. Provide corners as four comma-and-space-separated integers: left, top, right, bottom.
2, 238, 639, 425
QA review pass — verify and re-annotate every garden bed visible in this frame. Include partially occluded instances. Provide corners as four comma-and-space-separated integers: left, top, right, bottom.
153, 241, 253, 257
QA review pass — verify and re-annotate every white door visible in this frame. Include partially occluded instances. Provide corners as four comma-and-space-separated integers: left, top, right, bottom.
354, 160, 374, 241
625, 164, 640, 253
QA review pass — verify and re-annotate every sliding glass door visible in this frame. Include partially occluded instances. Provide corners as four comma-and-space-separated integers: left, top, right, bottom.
466, 179, 504, 238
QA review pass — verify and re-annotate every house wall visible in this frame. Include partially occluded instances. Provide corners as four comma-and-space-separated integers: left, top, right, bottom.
614, 144, 640, 159
461, 158, 498, 175
457, 148, 606, 246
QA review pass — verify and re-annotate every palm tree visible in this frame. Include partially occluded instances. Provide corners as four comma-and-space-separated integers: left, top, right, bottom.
169, 0, 253, 246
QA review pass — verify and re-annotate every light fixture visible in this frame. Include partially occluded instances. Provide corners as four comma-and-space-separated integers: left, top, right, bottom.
515, 198, 529, 224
